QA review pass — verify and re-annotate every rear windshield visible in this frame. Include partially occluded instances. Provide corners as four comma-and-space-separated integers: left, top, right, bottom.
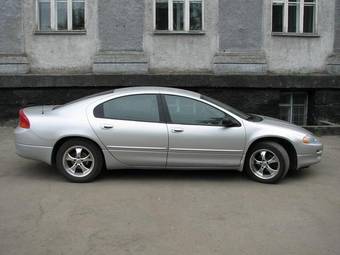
53, 90, 114, 110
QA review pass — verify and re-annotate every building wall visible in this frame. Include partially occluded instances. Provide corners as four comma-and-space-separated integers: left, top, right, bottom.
144, 0, 218, 73
264, 0, 336, 73
22, 0, 97, 73
98, 0, 144, 52
0, 0, 24, 54
218, 0, 264, 52
7, 0, 336, 74
335, 0, 340, 52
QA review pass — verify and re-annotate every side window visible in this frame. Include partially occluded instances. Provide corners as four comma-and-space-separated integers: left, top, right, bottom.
155, 0, 203, 32
37, 0, 85, 32
94, 94, 160, 123
164, 95, 226, 126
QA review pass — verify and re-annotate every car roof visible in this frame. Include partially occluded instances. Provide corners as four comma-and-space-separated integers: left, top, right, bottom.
114, 86, 201, 99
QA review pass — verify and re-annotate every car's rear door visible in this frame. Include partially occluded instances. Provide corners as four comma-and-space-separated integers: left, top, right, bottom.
163, 95, 246, 168
89, 94, 168, 167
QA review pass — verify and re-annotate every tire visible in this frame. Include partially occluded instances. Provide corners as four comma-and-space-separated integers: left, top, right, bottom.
245, 141, 290, 184
56, 139, 103, 183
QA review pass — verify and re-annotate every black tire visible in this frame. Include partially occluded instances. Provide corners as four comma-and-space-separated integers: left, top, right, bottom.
56, 139, 103, 183
245, 141, 290, 184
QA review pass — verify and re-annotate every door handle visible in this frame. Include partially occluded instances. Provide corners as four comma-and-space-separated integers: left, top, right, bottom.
171, 128, 184, 133
102, 124, 113, 129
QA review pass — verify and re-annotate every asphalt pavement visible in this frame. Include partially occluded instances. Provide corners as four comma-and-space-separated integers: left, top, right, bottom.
0, 126, 339, 255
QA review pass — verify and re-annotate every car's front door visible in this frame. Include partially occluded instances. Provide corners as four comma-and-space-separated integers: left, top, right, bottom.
163, 95, 246, 168
90, 94, 168, 167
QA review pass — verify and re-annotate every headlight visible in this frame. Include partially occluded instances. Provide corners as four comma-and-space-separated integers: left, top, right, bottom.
303, 135, 319, 144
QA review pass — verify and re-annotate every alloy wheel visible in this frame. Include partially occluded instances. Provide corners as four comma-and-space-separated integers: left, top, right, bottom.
62, 146, 95, 178
249, 149, 281, 180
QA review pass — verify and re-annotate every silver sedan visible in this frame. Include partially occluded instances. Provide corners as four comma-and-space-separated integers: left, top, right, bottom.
15, 87, 323, 183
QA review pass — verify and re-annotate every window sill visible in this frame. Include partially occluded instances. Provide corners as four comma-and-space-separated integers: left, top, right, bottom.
153, 30, 205, 35
34, 30, 87, 35
271, 32, 320, 38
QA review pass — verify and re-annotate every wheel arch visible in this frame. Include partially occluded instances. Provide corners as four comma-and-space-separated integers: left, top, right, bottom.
244, 137, 298, 171
51, 136, 105, 167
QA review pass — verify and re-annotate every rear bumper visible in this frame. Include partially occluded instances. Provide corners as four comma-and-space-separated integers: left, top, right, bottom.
15, 126, 53, 165
297, 144, 323, 169
15, 143, 53, 165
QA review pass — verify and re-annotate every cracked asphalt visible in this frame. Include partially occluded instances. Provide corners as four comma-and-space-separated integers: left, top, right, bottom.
0, 126, 340, 255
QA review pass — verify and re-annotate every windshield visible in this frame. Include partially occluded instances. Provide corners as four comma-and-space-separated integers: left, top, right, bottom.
201, 95, 250, 120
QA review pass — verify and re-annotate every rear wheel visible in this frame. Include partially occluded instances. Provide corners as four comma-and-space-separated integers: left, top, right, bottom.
245, 142, 289, 184
56, 139, 103, 182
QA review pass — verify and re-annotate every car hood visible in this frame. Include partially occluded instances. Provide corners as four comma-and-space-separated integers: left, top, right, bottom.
256, 115, 313, 136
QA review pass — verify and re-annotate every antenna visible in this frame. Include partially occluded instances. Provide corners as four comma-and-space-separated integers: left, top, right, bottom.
42, 105, 44, 115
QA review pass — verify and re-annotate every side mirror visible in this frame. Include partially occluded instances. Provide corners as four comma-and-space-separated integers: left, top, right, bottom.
222, 118, 239, 128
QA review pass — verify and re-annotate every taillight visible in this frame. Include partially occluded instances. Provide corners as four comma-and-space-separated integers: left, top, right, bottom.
19, 109, 30, 129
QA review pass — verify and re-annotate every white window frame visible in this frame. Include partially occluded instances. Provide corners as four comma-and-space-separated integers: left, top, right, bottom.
279, 92, 308, 126
272, 0, 318, 34
153, 0, 204, 32
36, 0, 85, 32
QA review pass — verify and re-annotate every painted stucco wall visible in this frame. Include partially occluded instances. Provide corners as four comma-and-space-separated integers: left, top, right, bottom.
218, 0, 264, 51
97, 0, 144, 51
144, 0, 218, 73
264, 0, 336, 73
335, 0, 340, 52
23, 0, 97, 73
3, 0, 337, 74
0, 0, 24, 54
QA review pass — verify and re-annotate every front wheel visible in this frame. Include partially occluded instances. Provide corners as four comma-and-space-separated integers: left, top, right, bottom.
245, 142, 290, 184
56, 139, 103, 182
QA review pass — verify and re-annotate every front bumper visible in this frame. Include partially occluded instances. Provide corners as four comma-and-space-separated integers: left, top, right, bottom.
297, 143, 323, 169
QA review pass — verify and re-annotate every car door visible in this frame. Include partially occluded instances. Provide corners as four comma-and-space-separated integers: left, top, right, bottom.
163, 95, 246, 168
90, 94, 168, 167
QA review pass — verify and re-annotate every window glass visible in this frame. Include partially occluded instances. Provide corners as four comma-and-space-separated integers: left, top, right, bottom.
303, 5, 315, 33
173, 1, 184, 31
272, 0, 316, 34
37, 0, 85, 32
292, 105, 305, 125
39, 0, 51, 31
72, 0, 85, 30
279, 93, 308, 126
95, 95, 160, 123
190, 1, 202, 30
272, 3, 284, 32
165, 95, 226, 126
57, 0, 68, 30
288, 1, 300, 33
156, 1, 168, 30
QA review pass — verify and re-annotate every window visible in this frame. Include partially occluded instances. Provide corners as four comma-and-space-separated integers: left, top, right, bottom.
94, 95, 160, 123
36, 0, 85, 32
155, 0, 203, 32
272, 0, 317, 34
164, 95, 228, 126
279, 93, 308, 126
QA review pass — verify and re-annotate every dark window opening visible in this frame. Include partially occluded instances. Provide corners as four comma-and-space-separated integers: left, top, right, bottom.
272, 4, 284, 32
156, 1, 169, 30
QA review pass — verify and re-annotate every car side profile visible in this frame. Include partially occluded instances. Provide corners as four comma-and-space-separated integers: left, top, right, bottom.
15, 87, 323, 183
